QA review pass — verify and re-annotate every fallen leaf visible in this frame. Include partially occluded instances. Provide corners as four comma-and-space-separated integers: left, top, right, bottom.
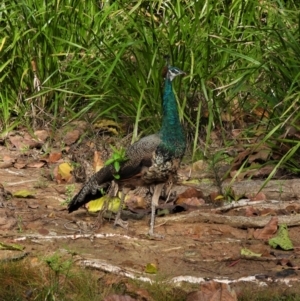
245, 206, 259, 217
145, 263, 157, 274
26, 161, 45, 168
247, 192, 267, 201
260, 208, 276, 216
125, 194, 148, 210
93, 151, 104, 172
9, 132, 43, 150
13, 190, 35, 198
178, 187, 204, 199
34, 130, 49, 142
186, 281, 237, 301
14, 162, 27, 169
176, 197, 205, 207
48, 152, 62, 163
269, 224, 293, 250
58, 162, 73, 181
0, 242, 24, 251
86, 195, 122, 213
253, 216, 278, 240
38, 228, 49, 235
241, 247, 262, 257
63, 129, 80, 145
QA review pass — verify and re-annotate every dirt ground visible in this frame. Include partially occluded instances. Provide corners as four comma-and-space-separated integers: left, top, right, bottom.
1, 144, 300, 294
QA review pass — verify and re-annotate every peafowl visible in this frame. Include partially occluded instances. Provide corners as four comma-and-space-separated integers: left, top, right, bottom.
68, 65, 186, 236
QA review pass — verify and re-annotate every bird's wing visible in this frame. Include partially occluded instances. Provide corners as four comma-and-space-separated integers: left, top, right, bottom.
68, 134, 161, 213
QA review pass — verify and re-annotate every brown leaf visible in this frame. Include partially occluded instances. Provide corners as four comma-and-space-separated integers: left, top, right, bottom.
176, 197, 205, 207
14, 162, 27, 169
63, 129, 80, 145
9, 133, 43, 150
125, 194, 148, 210
26, 161, 45, 168
244, 206, 259, 217
247, 192, 267, 201
260, 208, 276, 216
177, 187, 204, 199
48, 152, 62, 163
125, 282, 153, 301
38, 228, 49, 235
186, 281, 237, 301
253, 216, 278, 240
34, 130, 49, 142
248, 148, 271, 163
93, 151, 104, 172
0, 161, 14, 168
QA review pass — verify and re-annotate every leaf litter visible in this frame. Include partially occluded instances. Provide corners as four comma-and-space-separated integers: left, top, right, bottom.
0, 126, 300, 298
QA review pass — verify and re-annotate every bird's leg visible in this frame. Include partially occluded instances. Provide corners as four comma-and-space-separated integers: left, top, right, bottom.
148, 183, 164, 237
114, 187, 129, 229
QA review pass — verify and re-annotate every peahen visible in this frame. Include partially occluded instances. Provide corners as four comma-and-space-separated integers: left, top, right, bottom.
67, 64, 186, 236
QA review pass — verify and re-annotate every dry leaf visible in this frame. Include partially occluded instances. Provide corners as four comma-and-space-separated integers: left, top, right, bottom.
26, 161, 45, 168
244, 206, 259, 217
9, 133, 43, 150
253, 216, 278, 240
53, 163, 74, 183
176, 197, 205, 207
63, 129, 80, 145
177, 188, 204, 199
14, 162, 27, 169
48, 152, 62, 163
125, 193, 148, 210
186, 281, 237, 301
34, 130, 49, 142
93, 151, 104, 172
247, 192, 266, 201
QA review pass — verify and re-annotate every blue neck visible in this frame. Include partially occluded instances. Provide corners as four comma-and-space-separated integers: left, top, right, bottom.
159, 78, 186, 157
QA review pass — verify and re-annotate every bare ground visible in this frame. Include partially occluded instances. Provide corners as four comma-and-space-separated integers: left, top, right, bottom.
1, 146, 300, 295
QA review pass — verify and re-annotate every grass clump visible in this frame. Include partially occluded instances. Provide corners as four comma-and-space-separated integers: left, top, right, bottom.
0, 257, 102, 301
1, 0, 300, 174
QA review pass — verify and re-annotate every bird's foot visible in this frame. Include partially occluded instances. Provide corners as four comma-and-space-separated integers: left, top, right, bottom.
114, 217, 128, 229
147, 229, 164, 239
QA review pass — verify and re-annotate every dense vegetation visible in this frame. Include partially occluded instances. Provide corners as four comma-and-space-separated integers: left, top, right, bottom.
1, 0, 300, 168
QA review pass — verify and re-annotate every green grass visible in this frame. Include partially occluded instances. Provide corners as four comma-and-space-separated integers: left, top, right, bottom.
1, 0, 300, 171
1, 258, 300, 301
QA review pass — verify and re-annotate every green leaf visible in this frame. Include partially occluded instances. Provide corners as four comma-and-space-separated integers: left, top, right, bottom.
241, 248, 262, 257
145, 263, 157, 274
104, 158, 115, 166
13, 190, 35, 198
87, 195, 122, 213
0, 242, 25, 251
268, 224, 293, 250
114, 161, 120, 172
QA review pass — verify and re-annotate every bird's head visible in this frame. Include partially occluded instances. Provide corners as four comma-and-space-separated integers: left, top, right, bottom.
162, 65, 186, 81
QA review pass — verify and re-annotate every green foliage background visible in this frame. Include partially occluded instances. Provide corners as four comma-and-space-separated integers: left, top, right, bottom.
1, 0, 300, 166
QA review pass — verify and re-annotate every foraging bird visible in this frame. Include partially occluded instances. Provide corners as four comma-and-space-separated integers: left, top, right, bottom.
68, 65, 186, 236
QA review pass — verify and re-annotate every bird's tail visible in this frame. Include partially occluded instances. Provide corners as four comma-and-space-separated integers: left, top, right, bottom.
67, 166, 113, 213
